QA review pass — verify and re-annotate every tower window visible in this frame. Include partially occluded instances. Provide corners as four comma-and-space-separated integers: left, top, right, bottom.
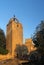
17, 24, 19, 27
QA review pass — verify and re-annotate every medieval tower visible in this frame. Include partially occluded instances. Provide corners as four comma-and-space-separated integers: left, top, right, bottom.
6, 17, 23, 57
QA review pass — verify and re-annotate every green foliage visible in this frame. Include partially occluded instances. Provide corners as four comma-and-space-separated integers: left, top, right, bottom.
15, 44, 22, 58
0, 28, 8, 55
32, 21, 44, 57
15, 44, 28, 59
0, 47, 8, 55
0, 28, 6, 49
21, 45, 28, 56
32, 21, 44, 48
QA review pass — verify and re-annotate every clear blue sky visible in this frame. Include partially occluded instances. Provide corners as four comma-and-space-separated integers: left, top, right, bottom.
0, 0, 44, 39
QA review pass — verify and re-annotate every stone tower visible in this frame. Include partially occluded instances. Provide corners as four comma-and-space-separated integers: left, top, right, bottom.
6, 17, 23, 57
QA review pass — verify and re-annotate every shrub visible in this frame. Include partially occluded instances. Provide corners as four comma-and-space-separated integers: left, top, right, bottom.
0, 47, 8, 55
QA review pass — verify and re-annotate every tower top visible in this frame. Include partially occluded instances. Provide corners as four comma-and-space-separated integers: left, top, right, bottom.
9, 16, 19, 23
7, 16, 19, 26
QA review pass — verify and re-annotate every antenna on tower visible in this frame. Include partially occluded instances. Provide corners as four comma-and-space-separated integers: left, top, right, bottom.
13, 15, 15, 21
14, 15, 15, 18
13, 15, 19, 22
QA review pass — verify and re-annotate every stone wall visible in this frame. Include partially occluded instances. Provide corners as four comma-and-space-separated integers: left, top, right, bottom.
0, 53, 12, 61
25, 39, 37, 53
6, 18, 23, 57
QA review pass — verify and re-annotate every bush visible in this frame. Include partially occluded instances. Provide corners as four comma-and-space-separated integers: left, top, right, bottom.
0, 47, 8, 55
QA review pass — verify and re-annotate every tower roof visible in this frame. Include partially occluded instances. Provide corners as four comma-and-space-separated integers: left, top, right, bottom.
7, 16, 19, 26
9, 16, 19, 23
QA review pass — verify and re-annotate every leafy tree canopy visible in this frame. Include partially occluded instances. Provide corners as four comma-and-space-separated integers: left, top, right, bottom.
15, 44, 28, 59
0, 28, 6, 49
0, 28, 8, 54
32, 21, 44, 50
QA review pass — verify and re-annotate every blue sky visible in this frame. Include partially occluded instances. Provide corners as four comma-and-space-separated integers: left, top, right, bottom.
0, 0, 44, 39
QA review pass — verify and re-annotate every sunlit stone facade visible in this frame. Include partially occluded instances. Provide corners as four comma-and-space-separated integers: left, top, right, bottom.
25, 39, 37, 53
6, 17, 23, 57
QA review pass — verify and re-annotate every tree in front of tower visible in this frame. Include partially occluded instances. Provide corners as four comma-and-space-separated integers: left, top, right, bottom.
15, 44, 28, 60
0, 28, 8, 54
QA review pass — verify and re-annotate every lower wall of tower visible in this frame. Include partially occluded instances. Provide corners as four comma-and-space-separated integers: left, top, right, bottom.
0, 53, 12, 61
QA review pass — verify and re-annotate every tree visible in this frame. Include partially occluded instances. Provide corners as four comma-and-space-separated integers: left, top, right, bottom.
15, 44, 22, 58
21, 45, 28, 56
0, 28, 8, 54
0, 47, 8, 55
0, 28, 6, 49
15, 44, 28, 59
32, 21, 44, 51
